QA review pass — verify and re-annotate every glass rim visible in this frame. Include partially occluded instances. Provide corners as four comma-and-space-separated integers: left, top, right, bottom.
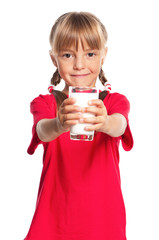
69, 86, 97, 90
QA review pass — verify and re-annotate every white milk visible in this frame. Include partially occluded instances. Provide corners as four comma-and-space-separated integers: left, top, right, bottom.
69, 88, 99, 140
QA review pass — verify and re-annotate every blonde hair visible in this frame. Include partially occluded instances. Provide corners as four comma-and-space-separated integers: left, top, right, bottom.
49, 12, 109, 107
49, 12, 108, 54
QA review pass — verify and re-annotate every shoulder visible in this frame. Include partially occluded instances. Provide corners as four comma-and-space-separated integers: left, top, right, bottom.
104, 92, 129, 101
31, 93, 55, 104
30, 94, 57, 113
103, 92, 130, 115
31, 94, 56, 107
104, 92, 130, 106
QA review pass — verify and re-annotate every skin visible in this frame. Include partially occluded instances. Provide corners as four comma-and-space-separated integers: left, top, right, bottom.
36, 40, 127, 142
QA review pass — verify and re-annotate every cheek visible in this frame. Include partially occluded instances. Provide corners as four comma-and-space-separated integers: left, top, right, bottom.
57, 63, 69, 77
91, 62, 101, 74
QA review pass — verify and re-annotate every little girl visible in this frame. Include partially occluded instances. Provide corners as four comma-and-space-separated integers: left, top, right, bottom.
24, 12, 133, 240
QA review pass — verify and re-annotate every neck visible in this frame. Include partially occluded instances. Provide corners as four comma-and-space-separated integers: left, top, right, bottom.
62, 86, 69, 95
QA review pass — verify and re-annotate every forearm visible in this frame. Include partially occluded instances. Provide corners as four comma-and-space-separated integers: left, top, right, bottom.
36, 118, 64, 142
102, 113, 127, 137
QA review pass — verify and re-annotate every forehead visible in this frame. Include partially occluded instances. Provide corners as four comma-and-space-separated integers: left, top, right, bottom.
61, 38, 96, 52
53, 25, 103, 54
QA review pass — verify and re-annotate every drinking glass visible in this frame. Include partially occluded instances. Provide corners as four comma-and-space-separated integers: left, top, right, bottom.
69, 86, 99, 141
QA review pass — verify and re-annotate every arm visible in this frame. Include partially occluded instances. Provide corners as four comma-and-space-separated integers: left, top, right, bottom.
36, 97, 82, 142
100, 113, 127, 137
80, 99, 127, 137
36, 118, 64, 142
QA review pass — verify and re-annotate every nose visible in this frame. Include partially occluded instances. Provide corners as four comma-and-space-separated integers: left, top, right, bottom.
73, 56, 85, 70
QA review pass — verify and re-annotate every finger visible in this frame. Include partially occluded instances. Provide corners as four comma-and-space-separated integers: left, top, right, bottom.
59, 118, 79, 131
61, 97, 77, 107
88, 99, 105, 108
64, 119, 79, 127
63, 112, 83, 121
83, 106, 105, 116
80, 116, 103, 124
61, 105, 82, 114
59, 112, 82, 127
84, 123, 102, 131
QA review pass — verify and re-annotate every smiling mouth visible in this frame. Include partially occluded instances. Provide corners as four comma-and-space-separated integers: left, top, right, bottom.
71, 74, 90, 78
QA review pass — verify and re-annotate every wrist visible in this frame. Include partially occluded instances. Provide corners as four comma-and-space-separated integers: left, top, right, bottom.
55, 117, 67, 134
101, 115, 111, 134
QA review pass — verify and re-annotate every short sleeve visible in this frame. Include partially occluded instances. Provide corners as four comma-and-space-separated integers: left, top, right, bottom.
104, 93, 134, 151
27, 94, 57, 155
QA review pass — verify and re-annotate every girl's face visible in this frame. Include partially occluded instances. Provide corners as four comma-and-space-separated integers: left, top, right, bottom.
51, 40, 107, 94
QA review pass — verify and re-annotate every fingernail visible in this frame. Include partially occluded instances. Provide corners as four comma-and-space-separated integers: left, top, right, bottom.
80, 118, 84, 123
88, 100, 92, 105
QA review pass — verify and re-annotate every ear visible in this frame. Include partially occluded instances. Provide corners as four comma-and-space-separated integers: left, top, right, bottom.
101, 47, 108, 65
49, 50, 58, 67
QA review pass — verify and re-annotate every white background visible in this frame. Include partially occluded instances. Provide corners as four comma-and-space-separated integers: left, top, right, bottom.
0, 0, 159, 239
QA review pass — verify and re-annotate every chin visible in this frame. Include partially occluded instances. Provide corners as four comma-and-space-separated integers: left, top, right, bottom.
73, 82, 95, 87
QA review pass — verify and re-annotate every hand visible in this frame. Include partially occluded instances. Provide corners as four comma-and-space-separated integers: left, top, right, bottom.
58, 97, 83, 132
79, 99, 108, 133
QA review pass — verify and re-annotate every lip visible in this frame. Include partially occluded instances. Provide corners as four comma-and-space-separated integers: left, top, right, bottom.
71, 73, 90, 78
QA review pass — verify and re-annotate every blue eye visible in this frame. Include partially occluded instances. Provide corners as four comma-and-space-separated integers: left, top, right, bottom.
87, 52, 95, 57
64, 53, 72, 58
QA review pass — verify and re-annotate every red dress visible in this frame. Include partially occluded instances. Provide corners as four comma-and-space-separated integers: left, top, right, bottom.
24, 92, 133, 240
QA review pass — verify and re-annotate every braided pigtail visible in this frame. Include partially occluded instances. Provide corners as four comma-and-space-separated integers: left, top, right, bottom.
49, 69, 67, 109
99, 68, 109, 101
51, 68, 62, 86
99, 68, 108, 85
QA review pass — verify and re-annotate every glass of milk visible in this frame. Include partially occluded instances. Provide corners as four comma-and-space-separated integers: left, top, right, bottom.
69, 86, 99, 141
